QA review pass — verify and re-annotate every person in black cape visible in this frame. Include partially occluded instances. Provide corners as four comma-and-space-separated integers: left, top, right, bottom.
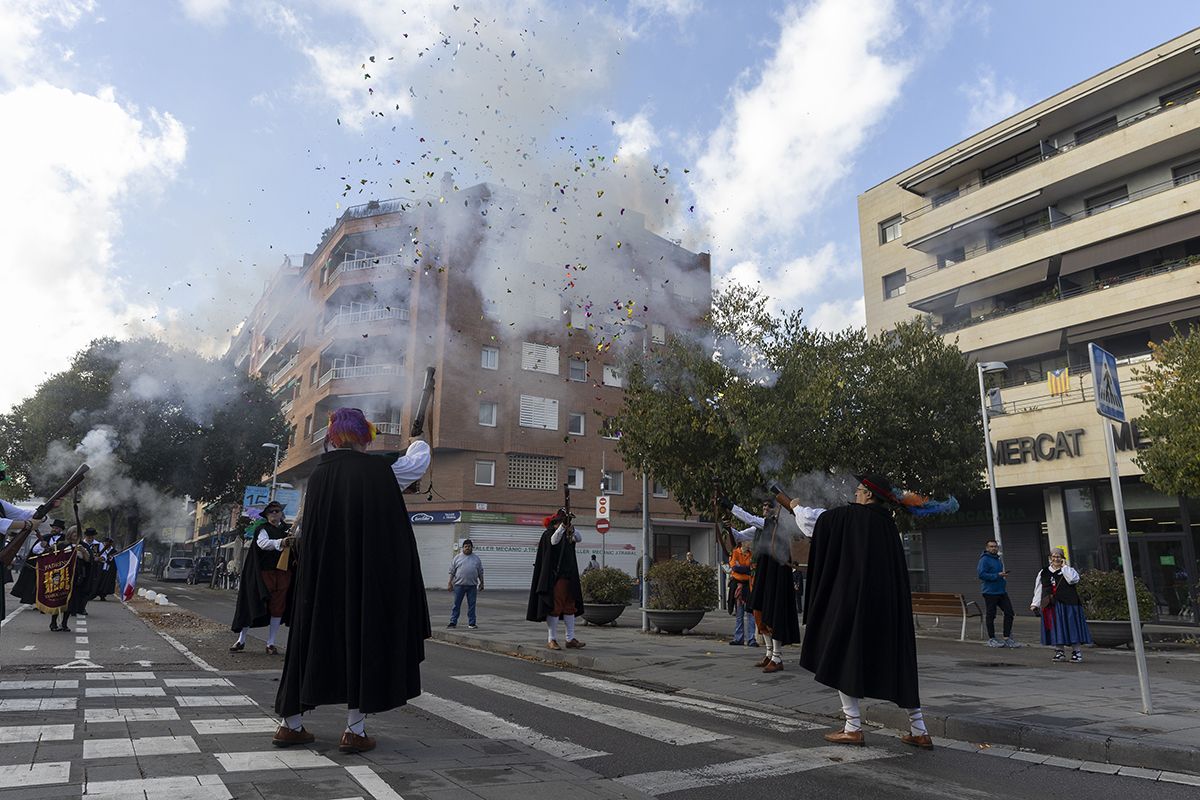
728, 499, 801, 673
526, 509, 586, 650
272, 408, 431, 754
76, 528, 103, 613
229, 501, 296, 655
801, 472, 942, 750
96, 537, 118, 600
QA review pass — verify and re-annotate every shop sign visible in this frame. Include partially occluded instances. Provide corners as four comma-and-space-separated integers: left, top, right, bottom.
993, 421, 1147, 466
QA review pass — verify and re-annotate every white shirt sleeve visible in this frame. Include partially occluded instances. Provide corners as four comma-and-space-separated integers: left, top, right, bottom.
730, 504, 765, 529
0, 500, 35, 535
1061, 564, 1080, 584
392, 440, 431, 489
732, 526, 756, 542
550, 523, 566, 545
256, 528, 283, 552
1031, 571, 1043, 608
788, 503, 826, 539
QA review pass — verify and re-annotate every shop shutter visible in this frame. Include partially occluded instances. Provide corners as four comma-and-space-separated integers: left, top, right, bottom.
923, 523, 1045, 600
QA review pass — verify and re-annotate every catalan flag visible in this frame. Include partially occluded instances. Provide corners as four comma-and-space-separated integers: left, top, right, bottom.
1047, 367, 1070, 396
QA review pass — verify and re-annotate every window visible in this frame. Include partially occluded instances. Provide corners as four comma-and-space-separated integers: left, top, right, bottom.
1074, 116, 1117, 147
937, 246, 965, 269
308, 363, 318, 387
518, 395, 559, 430
602, 365, 623, 387
652, 480, 668, 498
650, 323, 666, 344
566, 467, 584, 490
474, 460, 496, 486
882, 269, 907, 299
607, 470, 624, 495
1084, 185, 1129, 216
569, 309, 586, 330
303, 415, 313, 436
989, 210, 1049, 248
879, 215, 902, 244
568, 359, 588, 382
1161, 79, 1200, 108
521, 342, 560, 374
567, 412, 585, 435
1172, 158, 1200, 187
507, 454, 559, 490
981, 145, 1040, 185
479, 401, 498, 427
481, 346, 498, 370
601, 417, 621, 440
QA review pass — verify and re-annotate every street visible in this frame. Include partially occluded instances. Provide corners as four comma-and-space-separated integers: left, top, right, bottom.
0, 580, 1193, 799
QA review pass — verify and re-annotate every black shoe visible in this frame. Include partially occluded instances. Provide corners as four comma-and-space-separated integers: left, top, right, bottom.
446, 623, 457, 628
229, 641, 245, 653
60, 624, 71, 633
728, 640, 744, 646
49, 622, 59, 632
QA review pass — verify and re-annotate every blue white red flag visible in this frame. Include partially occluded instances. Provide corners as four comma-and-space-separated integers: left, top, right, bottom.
114, 539, 145, 602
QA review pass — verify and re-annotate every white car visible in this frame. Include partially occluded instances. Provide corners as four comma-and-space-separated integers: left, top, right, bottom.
161, 557, 193, 582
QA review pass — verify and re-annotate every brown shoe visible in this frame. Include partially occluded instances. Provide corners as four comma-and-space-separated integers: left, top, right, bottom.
755, 655, 771, 668
229, 641, 244, 653
272, 725, 314, 747
547, 640, 562, 650
823, 730, 865, 746
761, 659, 783, 673
266, 645, 279, 655
565, 638, 586, 649
901, 733, 934, 749
339, 730, 377, 753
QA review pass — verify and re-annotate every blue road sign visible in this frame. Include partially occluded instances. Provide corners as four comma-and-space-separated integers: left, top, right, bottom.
1089, 343, 1125, 422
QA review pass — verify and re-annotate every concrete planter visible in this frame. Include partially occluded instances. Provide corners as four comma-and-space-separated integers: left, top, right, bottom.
644, 608, 706, 634
1089, 619, 1136, 648
582, 603, 626, 626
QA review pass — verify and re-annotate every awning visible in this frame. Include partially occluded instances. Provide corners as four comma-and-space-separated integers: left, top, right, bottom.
953, 259, 1052, 308
970, 329, 1066, 364
1060, 212, 1200, 277
906, 190, 1043, 252
1066, 297, 1200, 344
908, 288, 958, 313
899, 120, 1040, 193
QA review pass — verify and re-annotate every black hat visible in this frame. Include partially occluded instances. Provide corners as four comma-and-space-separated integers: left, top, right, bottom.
461, 538, 473, 546
83, 528, 97, 537
50, 519, 66, 529
262, 501, 284, 514
854, 472, 902, 505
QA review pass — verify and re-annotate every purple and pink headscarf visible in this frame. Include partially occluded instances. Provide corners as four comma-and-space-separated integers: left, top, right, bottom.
324, 407, 377, 450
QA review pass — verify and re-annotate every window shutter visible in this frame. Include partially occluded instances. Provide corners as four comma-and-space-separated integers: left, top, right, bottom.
519, 395, 559, 430
521, 342, 560, 374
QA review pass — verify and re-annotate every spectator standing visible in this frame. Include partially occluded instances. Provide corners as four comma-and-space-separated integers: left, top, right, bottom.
583, 554, 599, 573
1031, 547, 1092, 663
727, 538, 757, 646
977, 540, 1020, 648
447, 539, 484, 629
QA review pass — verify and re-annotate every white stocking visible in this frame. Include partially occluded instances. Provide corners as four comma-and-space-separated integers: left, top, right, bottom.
283, 713, 303, 731
907, 708, 927, 736
346, 708, 366, 736
770, 639, 782, 662
267, 617, 281, 647
838, 691, 862, 733
547, 616, 559, 642
761, 633, 774, 657
236, 629, 247, 646
564, 614, 576, 640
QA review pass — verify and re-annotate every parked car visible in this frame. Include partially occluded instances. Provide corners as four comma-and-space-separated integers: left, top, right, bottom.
186, 556, 215, 585
160, 557, 193, 582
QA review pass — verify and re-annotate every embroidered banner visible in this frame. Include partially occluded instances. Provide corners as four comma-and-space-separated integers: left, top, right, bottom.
35, 548, 77, 614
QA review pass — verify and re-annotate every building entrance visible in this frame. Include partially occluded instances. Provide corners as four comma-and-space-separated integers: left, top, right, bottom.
1102, 534, 1196, 624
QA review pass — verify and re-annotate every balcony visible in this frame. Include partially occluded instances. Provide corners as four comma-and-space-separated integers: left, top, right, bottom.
325, 306, 409, 331
310, 425, 328, 445
327, 252, 405, 282
269, 354, 300, 387
317, 362, 404, 388
280, 398, 294, 417
310, 421, 399, 444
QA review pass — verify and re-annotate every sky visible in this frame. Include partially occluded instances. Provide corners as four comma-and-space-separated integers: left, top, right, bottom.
3, 0, 1199, 413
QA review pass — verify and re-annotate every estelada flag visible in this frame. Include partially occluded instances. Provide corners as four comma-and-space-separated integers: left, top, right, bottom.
1047, 367, 1070, 396
35, 548, 77, 614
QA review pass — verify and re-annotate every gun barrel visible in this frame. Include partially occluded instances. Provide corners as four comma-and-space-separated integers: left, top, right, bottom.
409, 366, 437, 437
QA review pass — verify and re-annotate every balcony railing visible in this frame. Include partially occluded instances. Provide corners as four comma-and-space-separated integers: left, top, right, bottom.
903, 86, 1200, 223
327, 252, 405, 282
325, 306, 409, 330
317, 362, 403, 388
374, 422, 403, 435
909, 173, 1194, 280
310, 425, 328, 445
280, 398, 294, 416
269, 354, 299, 387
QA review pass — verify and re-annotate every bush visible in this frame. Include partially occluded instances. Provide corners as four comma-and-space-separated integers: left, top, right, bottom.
646, 560, 717, 611
580, 567, 633, 604
1077, 569, 1155, 621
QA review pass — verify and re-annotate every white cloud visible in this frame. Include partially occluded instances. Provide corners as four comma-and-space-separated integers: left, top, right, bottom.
0, 83, 187, 411
960, 66, 1025, 134
0, 0, 95, 85
720, 242, 857, 317
179, 0, 230, 25
628, 0, 700, 21
613, 111, 660, 159
808, 295, 866, 333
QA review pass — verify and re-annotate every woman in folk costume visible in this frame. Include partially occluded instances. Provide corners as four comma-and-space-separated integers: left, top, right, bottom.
1030, 547, 1092, 663
273, 408, 431, 754
799, 472, 957, 750
728, 498, 803, 673
526, 508, 586, 650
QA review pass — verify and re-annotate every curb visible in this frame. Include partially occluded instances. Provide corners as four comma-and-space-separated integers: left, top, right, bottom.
430, 629, 1200, 777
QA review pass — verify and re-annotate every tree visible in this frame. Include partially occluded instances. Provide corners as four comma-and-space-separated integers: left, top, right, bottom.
1135, 326, 1200, 497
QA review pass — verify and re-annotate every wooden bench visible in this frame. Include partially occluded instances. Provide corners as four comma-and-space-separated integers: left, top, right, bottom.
910, 592, 983, 641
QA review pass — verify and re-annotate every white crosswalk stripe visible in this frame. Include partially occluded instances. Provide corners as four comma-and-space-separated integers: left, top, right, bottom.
0, 697, 75, 711
175, 694, 256, 707
87, 672, 157, 681
190, 718, 280, 735
0, 761, 71, 789
0, 724, 74, 743
214, 750, 338, 772
83, 774, 232, 800
86, 707, 181, 723
0, 680, 77, 691
164, 678, 233, 688
84, 735, 202, 758
85, 686, 167, 697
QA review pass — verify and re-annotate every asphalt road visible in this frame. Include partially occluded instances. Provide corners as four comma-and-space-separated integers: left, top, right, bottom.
149, 580, 1195, 799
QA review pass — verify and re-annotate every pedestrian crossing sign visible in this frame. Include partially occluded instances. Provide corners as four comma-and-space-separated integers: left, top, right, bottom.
1088, 343, 1125, 422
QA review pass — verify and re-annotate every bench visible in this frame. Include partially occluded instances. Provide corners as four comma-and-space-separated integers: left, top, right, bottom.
910, 592, 983, 641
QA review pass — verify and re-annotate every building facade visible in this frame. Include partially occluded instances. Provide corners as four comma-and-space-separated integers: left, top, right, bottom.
859, 29, 1200, 622
231, 183, 713, 588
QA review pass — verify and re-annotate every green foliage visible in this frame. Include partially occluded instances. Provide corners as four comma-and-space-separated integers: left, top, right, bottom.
580, 566, 633, 604
1077, 569, 1155, 621
646, 559, 717, 611
614, 286, 983, 514
1134, 326, 1200, 497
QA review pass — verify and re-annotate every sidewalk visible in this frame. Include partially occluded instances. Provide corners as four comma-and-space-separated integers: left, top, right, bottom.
428, 589, 1200, 775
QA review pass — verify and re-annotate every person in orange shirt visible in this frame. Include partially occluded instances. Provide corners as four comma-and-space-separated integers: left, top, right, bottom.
727, 538, 757, 646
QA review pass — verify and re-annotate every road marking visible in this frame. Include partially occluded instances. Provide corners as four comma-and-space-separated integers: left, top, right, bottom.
76, 636, 89, 644
617, 746, 900, 796
0, 724, 74, 743
542, 672, 823, 733
0, 698, 76, 711
86, 707, 181, 723
409, 693, 607, 761
175, 695, 256, 707
53, 658, 102, 670
75, 649, 90, 659
455, 674, 728, 746
346, 765, 406, 800
85, 686, 167, 698
0, 604, 26, 628
136, 659, 154, 667
191, 718, 281, 735
0, 680, 78, 691
164, 678, 233, 688
0, 761, 71, 789
82, 774, 231, 800
19, 645, 34, 651
215, 750, 337, 772
87, 671, 157, 680
85, 735, 201, 758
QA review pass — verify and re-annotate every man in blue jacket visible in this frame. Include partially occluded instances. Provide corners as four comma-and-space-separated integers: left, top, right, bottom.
978, 540, 1020, 648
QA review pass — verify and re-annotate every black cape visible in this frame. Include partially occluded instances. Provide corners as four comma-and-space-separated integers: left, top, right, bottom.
526, 524, 584, 621
10, 559, 36, 605
800, 503, 920, 708
748, 512, 801, 645
275, 449, 430, 717
230, 521, 295, 632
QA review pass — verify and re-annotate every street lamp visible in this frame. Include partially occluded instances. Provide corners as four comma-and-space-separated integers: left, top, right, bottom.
977, 361, 1008, 555
261, 442, 282, 502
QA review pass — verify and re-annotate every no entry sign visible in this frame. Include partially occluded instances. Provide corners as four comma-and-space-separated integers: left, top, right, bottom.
596, 519, 610, 534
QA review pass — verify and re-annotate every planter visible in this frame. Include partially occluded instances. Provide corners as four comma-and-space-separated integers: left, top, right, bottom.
582, 603, 626, 626
1089, 619, 1137, 648
645, 608, 706, 634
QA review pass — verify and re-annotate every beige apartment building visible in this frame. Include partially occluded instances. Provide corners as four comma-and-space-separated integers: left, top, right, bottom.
859, 29, 1200, 621
224, 182, 712, 588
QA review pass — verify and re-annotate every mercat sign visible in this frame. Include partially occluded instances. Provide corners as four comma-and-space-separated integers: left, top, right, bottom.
993, 420, 1148, 466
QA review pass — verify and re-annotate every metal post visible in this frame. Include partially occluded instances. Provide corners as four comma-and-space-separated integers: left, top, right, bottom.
639, 327, 651, 633
977, 363, 1004, 555
600, 452, 607, 569
1102, 421, 1153, 714
267, 445, 281, 502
